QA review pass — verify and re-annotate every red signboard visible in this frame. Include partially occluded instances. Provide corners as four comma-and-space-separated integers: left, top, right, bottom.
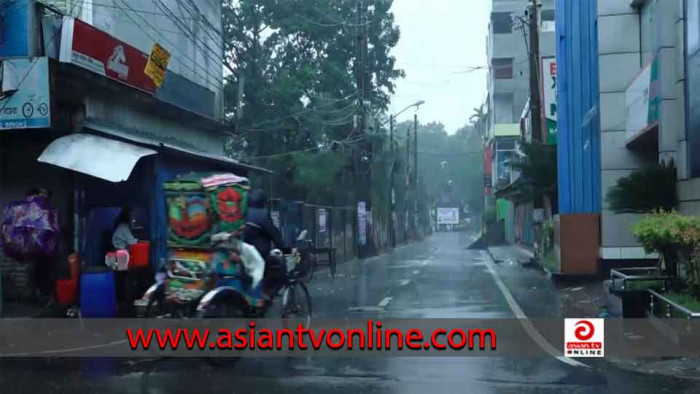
59, 17, 157, 94
483, 145, 493, 195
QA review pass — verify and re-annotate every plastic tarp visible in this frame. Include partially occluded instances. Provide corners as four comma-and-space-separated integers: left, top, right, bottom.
38, 133, 157, 182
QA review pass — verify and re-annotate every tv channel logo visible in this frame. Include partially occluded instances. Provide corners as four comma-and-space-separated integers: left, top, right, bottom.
564, 319, 604, 358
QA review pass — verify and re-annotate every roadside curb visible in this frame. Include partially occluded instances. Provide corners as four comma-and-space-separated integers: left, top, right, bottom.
603, 357, 700, 382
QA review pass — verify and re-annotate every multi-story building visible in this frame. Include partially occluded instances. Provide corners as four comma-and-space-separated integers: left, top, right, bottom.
485, 0, 556, 244
0, 0, 265, 302
556, 0, 696, 275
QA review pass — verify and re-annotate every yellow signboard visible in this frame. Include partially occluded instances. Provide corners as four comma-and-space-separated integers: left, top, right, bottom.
144, 43, 170, 87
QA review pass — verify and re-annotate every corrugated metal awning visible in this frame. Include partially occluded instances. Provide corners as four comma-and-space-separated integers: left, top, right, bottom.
84, 120, 273, 174
38, 133, 158, 182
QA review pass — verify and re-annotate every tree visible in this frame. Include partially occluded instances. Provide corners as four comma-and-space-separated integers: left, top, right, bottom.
469, 104, 488, 140
509, 140, 558, 206
607, 161, 678, 214
221, 0, 404, 205
393, 120, 484, 221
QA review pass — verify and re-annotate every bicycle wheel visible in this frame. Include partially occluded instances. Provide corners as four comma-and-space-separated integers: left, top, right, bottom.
281, 281, 312, 329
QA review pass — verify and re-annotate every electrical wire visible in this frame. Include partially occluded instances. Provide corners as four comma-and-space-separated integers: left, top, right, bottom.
0, 0, 83, 112
152, 0, 226, 78
31, 0, 215, 21
118, 0, 224, 89
248, 136, 367, 160
239, 93, 359, 131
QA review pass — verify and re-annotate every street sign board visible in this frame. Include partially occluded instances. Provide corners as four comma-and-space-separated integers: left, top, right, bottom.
436, 207, 459, 225
59, 17, 157, 94
144, 42, 171, 87
0, 57, 51, 129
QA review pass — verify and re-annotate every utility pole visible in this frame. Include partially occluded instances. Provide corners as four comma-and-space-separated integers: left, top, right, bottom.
355, 0, 373, 257
413, 113, 419, 235
528, 0, 543, 141
389, 115, 396, 248
406, 127, 411, 240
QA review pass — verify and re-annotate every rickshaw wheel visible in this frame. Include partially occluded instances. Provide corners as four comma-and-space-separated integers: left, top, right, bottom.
198, 291, 250, 367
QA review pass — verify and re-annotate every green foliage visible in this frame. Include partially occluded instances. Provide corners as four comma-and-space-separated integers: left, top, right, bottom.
664, 292, 700, 312
606, 162, 678, 214
222, 0, 404, 205
625, 280, 666, 291
631, 210, 700, 254
397, 121, 483, 217
633, 210, 700, 298
509, 140, 557, 201
469, 105, 488, 140
292, 150, 346, 202
542, 248, 557, 272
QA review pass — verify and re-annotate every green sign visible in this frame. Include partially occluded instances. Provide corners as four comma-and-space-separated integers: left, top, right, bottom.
541, 57, 557, 145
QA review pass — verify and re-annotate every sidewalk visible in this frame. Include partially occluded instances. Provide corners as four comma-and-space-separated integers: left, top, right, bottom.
488, 244, 607, 318
486, 243, 700, 382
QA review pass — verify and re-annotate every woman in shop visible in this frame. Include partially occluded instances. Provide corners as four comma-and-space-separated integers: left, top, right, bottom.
112, 206, 138, 251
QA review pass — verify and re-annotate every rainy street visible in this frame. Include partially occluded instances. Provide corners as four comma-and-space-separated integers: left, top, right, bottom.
0, 232, 696, 394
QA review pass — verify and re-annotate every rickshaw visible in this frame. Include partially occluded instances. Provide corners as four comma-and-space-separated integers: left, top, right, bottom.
137, 172, 312, 326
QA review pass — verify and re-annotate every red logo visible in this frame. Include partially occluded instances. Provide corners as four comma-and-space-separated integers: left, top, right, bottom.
574, 320, 595, 341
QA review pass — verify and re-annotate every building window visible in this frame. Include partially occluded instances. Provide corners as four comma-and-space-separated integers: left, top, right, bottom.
492, 57, 514, 79
541, 9, 555, 22
494, 93, 514, 123
541, 9, 555, 32
686, 0, 700, 177
491, 12, 513, 34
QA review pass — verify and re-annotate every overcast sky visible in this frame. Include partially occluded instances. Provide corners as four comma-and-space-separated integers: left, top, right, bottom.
388, 0, 491, 134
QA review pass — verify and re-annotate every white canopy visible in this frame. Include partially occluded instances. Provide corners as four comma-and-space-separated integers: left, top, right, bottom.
38, 133, 157, 182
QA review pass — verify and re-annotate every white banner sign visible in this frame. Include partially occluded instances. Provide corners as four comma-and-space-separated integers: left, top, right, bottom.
270, 210, 280, 229
437, 208, 459, 225
358, 202, 367, 246
318, 209, 327, 233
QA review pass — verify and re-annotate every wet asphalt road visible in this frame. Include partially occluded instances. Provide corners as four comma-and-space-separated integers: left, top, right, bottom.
1, 232, 698, 393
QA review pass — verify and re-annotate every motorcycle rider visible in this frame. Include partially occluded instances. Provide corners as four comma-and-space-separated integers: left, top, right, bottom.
244, 189, 290, 297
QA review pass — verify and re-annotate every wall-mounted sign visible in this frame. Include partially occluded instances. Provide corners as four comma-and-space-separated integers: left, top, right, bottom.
541, 57, 557, 144
625, 56, 660, 140
0, 57, 51, 129
357, 201, 367, 246
270, 210, 281, 229
59, 17, 157, 94
144, 42, 171, 87
318, 208, 327, 233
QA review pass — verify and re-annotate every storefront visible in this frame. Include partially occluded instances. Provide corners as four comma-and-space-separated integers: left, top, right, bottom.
0, 11, 270, 314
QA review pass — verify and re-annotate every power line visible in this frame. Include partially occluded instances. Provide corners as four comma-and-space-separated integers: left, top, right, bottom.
239, 93, 358, 131
248, 136, 367, 160
172, 0, 223, 44
1, 0, 83, 112
118, 0, 224, 89
151, 0, 226, 80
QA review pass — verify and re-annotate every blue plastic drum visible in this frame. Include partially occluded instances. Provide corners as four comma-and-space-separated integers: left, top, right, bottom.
80, 267, 117, 318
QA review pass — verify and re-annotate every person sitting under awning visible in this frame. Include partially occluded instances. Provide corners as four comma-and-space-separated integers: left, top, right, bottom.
112, 206, 139, 251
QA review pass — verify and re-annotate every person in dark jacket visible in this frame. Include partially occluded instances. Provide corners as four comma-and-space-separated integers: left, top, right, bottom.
243, 189, 290, 296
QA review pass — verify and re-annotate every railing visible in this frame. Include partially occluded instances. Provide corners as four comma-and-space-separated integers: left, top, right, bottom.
648, 289, 700, 319
610, 267, 673, 291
